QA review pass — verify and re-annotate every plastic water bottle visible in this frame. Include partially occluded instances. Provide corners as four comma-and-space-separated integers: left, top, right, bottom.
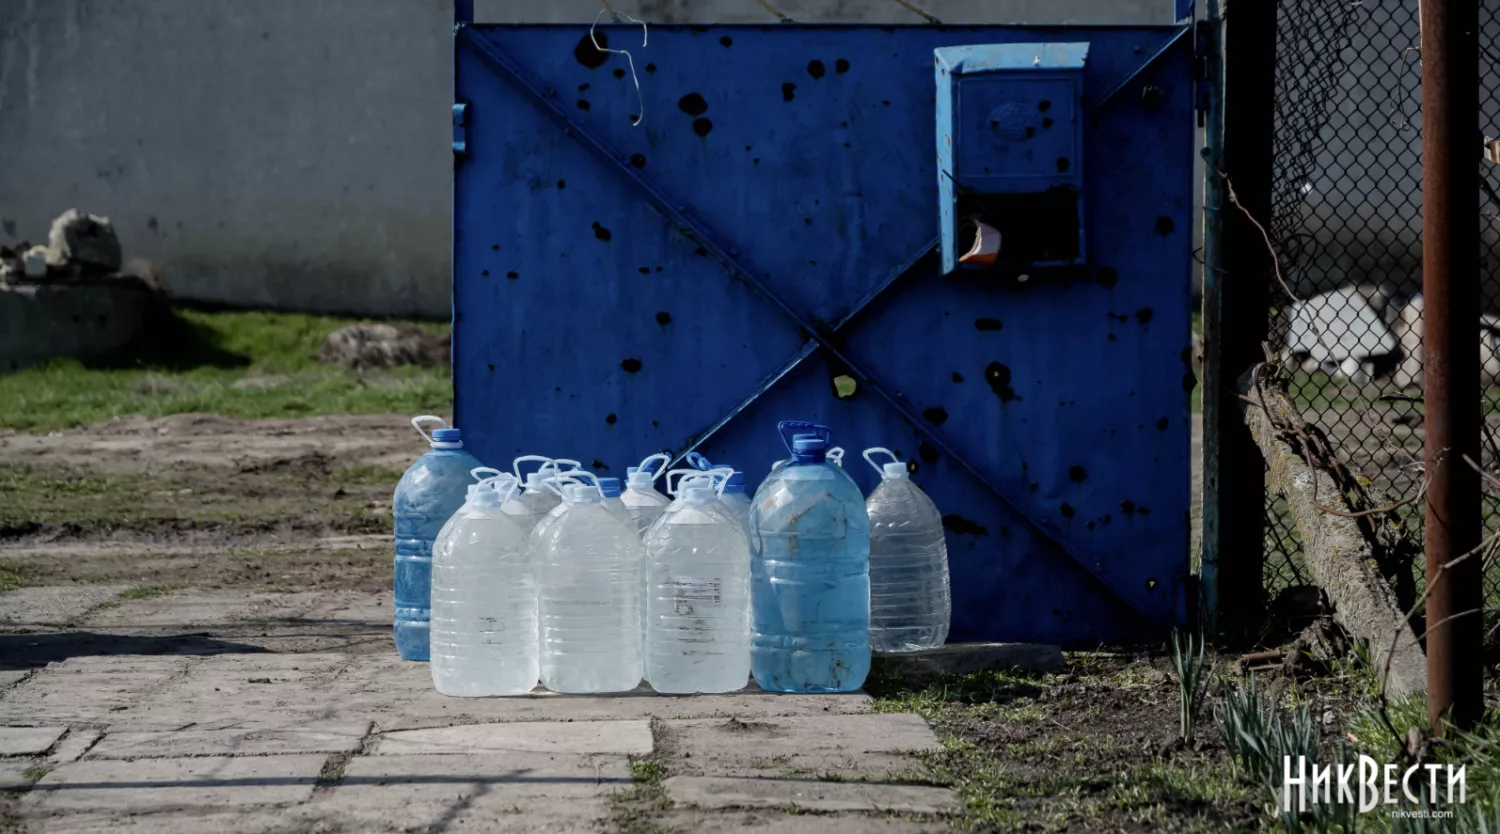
861, 448, 951, 652
430, 471, 538, 696
513, 456, 580, 524
685, 453, 751, 532
597, 477, 636, 529
465, 467, 543, 535
392, 416, 485, 662
621, 454, 672, 537
644, 472, 750, 693
749, 422, 871, 693
535, 477, 645, 693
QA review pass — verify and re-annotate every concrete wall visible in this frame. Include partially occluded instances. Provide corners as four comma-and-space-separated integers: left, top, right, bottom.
0, 0, 1169, 319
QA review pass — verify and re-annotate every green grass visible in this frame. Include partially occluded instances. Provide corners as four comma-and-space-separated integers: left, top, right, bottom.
0, 309, 451, 432
611, 756, 671, 834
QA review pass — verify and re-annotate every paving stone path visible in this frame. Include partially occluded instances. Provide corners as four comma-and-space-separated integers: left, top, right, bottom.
0, 586, 960, 833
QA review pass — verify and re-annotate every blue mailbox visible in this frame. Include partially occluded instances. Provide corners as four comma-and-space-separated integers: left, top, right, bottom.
937, 43, 1090, 274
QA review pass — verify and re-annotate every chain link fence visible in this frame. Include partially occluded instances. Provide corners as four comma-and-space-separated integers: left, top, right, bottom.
1266, 0, 1500, 644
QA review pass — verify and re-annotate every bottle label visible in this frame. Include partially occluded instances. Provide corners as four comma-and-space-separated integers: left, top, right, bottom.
671, 577, 722, 614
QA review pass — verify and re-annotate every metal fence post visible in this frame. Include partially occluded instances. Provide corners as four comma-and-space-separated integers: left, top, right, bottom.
1201, 0, 1276, 640
1420, 0, 1483, 734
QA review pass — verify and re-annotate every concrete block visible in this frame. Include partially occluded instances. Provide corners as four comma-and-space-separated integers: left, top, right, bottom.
663, 713, 939, 779
49, 728, 104, 764
23, 810, 310, 834
658, 810, 956, 833
374, 719, 652, 756
664, 776, 961, 814
0, 758, 39, 790
87, 720, 369, 759
0, 282, 157, 373
0, 585, 133, 628
0, 657, 187, 726
309, 754, 626, 832
877, 642, 1065, 682
0, 726, 66, 757
24, 755, 326, 813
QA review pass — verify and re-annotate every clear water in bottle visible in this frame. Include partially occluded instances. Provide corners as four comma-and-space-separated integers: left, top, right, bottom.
684, 453, 752, 534
430, 472, 538, 696
749, 422, 871, 693
861, 448, 951, 652
597, 477, 636, 529
536, 482, 645, 693
621, 454, 672, 537
644, 474, 750, 693
392, 416, 483, 662
513, 456, 576, 526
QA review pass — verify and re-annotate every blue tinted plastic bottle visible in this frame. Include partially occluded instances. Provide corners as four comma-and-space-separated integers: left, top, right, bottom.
392, 416, 483, 661
748, 422, 872, 693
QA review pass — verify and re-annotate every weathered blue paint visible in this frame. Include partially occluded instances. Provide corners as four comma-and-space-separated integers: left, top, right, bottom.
453, 24, 1195, 646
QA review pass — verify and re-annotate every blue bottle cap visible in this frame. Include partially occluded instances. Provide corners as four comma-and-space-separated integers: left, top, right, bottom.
792, 434, 828, 458
432, 428, 461, 443
597, 477, 623, 498
723, 471, 746, 493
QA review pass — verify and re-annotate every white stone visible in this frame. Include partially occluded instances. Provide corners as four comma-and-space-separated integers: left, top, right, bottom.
374, 719, 652, 756
664, 776, 961, 814
49, 728, 103, 764
87, 720, 369, 759
23, 755, 326, 813
0, 726, 66, 757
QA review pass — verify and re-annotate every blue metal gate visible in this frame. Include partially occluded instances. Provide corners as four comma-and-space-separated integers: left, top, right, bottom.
452, 19, 1196, 647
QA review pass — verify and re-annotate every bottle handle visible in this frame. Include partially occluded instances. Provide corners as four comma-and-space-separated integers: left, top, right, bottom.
410, 415, 449, 445
512, 455, 554, 481
862, 447, 899, 476
686, 451, 714, 471
548, 469, 602, 500
476, 472, 521, 506
636, 453, 671, 481
664, 468, 700, 497
704, 466, 734, 496
828, 447, 845, 468
553, 458, 584, 472
470, 466, 505, 483
776, 420, 831, 454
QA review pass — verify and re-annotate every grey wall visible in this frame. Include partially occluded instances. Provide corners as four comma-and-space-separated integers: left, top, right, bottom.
0, 0, 1169, 319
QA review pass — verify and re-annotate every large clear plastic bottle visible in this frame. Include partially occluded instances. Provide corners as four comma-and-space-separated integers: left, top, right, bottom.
620, 454, 672, 537
392, 416, 484, 662
597, 477, 636, 529
430, 472, 538, 696
644, 473, 751, 693
535, 480, 645, 693
749, 422, 871, 693
861, 448, 951, 653
513, 456, 580, 525
685, 453, 752, 533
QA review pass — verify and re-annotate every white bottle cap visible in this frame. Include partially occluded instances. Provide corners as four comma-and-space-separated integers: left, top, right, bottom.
681, 484, 715, 504
563, 483, 601, 504
883, 462, 909, 480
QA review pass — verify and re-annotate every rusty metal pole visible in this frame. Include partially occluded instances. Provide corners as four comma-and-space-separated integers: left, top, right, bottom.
1421, 0, 1482, 734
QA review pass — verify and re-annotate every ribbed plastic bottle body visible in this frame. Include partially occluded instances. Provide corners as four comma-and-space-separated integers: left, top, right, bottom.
644, 503, 751, 693
602, 496, 635, 530
718, 491, 752, 533
392, 447, 482, 661
519, 489, 561, 523
866, 479, 951, 652
748, 462, 871, 693
430, 507, 538, 696
500, 499, 543, 535
621, 487, 671, 537
536, 503, 645, 693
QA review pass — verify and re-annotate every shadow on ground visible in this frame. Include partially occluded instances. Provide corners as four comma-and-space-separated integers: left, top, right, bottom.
0, 631, 268, 669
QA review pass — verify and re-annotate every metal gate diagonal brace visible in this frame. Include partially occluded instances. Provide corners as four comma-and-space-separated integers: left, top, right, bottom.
456, 26, 1167, 624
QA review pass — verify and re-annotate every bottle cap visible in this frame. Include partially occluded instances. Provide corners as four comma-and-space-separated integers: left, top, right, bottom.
598, 477, 623, 498
883, 462, 909, 480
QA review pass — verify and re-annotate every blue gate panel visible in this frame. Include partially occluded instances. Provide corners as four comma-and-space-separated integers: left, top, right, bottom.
454, 24, 1195, 647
